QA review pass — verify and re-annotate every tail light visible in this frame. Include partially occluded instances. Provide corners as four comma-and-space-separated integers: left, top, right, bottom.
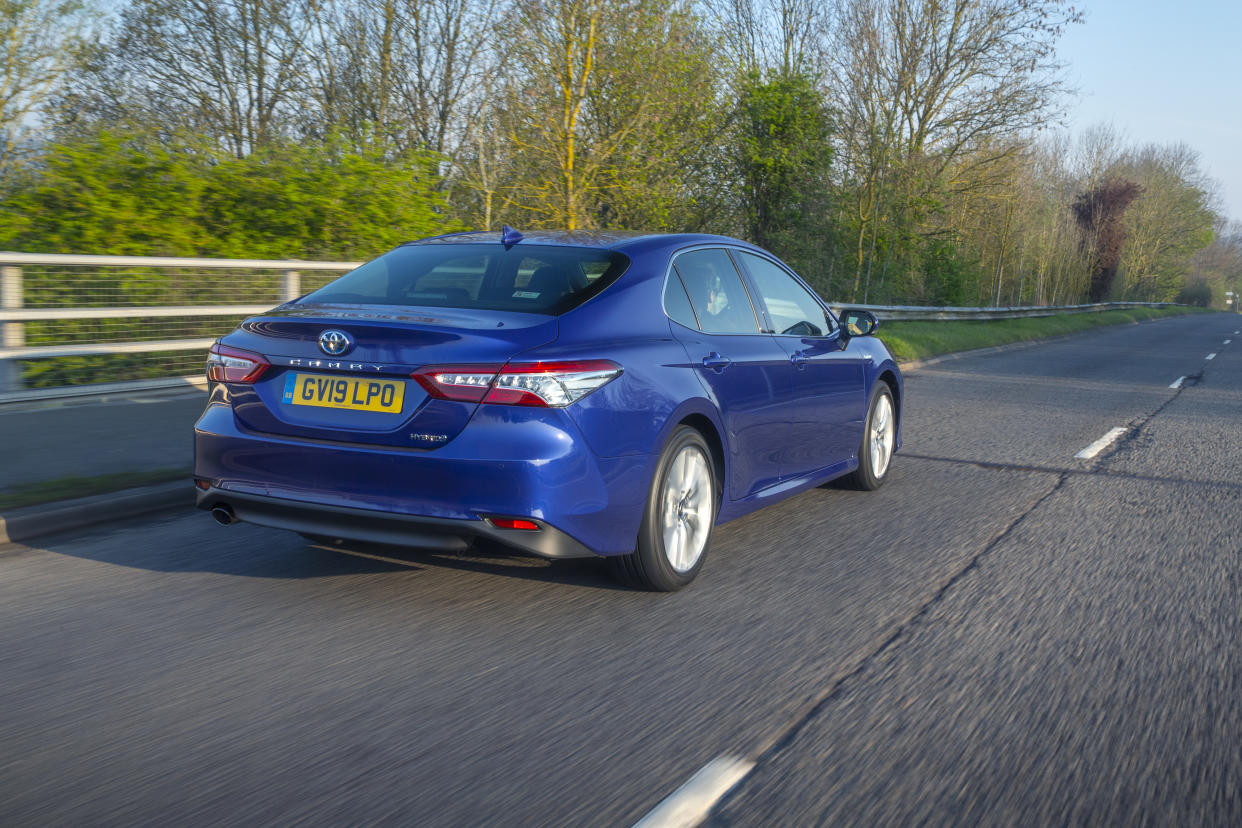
412, 360, 621, 407
411, 364, 503, 403
206, 343, 270, 383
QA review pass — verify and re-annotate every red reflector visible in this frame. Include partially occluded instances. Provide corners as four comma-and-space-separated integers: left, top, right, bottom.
194, 478, 211, 490
482, 387, 549, 407
490, 517, 540, 531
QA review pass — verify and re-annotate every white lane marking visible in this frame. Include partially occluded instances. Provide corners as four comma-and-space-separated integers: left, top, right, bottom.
1075, 427, 1127, 460
1206, 353, 1216, 360
1224, 340, 1232, 345
632, 756, 755, 828
1169, 376, 1185, 389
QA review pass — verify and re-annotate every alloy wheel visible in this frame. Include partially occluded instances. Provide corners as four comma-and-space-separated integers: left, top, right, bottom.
870, 393, 895, 479
660, 445, 713, 573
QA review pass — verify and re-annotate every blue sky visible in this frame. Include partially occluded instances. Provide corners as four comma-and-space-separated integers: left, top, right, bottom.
1055, 0, 1242, 222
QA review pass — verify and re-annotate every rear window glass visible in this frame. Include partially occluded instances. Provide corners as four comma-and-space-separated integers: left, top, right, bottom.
302, 244, 630, 315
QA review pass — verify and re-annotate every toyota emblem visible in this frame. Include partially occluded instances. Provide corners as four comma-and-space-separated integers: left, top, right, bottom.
318, 329, 352, 356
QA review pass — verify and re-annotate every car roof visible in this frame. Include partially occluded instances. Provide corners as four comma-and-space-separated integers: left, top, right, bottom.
404, 229, 759, 255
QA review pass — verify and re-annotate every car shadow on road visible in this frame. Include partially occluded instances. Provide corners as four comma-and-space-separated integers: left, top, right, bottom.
312, 536, 629, 591
26, 509, 627, 591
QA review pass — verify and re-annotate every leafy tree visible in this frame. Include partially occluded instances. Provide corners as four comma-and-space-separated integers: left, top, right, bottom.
735, 69, 834, 264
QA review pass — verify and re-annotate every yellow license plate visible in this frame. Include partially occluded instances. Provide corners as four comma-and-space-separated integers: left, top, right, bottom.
282, 373, 405, 413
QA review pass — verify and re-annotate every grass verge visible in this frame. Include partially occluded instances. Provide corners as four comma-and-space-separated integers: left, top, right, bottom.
878, 306, 1206, 364
0, 468, 188, 512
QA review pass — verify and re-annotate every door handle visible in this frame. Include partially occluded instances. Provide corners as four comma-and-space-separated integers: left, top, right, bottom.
701, 352, 732, 373
790, 350, 808, 369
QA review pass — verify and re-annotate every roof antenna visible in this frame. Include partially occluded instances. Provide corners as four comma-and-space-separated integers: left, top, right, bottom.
500, 225, 524, 248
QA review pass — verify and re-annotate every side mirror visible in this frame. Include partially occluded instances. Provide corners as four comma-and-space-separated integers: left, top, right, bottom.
839, 309, 879, 338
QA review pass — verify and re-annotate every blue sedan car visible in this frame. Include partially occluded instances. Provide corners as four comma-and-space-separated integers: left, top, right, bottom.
195, 229, 902, 590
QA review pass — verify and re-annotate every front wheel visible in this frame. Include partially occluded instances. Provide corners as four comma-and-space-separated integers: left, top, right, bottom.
845, 382, 896, 490
608, 426, 717, 591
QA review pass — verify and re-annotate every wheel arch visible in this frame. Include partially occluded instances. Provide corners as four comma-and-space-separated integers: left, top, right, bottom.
676, 412, 725, 498
877, 367, 901, 419
650, 399, 729, 505
874, 360, 903, 448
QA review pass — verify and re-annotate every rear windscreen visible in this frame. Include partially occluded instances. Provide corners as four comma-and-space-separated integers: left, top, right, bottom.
301, 244, 630, 315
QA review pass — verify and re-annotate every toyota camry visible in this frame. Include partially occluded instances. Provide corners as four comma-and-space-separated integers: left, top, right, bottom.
194, 228, 902, 590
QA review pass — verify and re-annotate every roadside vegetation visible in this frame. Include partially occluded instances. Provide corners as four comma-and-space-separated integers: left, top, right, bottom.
1, 0, 1241, 389
878, 307, 1210, 364
4, 0, 1241, 308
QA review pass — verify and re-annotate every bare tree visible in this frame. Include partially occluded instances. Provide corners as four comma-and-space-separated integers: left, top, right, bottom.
0, 0, 95, 170
301, 0, 498, 160
491, 0, 723, 230
705, 0, 828, 74
829, 0, 1081, 297
1113, 142, 1217, 300
495, 0, 604, 228
400, 0, 500, 157
89, 0, 313, 157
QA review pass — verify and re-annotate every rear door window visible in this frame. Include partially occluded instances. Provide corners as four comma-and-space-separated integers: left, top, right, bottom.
663, 272, 699, 330
672, 249, 761, 334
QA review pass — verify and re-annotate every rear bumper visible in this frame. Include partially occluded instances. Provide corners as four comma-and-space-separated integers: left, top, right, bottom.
196, 487, 597, 558
193, 401, 653, 556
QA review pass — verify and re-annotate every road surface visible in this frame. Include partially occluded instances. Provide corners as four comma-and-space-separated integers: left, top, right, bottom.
2, 313, 1239, 825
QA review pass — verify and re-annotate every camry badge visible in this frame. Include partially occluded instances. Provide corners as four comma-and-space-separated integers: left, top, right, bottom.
318, 329, 352, 356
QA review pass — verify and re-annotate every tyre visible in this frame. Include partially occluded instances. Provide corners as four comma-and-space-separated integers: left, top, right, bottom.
844, 382, 896, 491
609, 426, 717, 591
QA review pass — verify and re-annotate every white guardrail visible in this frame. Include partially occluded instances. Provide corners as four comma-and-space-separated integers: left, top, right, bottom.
0, 251, 1181, 401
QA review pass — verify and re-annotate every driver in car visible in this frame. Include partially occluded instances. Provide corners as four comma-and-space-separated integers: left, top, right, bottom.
683, 261, 729, 318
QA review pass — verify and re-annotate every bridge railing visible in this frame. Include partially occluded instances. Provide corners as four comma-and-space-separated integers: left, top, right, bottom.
0, 252, 359, 399
0, 251, 1179, 401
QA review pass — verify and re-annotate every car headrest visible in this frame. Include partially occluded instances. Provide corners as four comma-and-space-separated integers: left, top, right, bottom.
526, 265, 574, 301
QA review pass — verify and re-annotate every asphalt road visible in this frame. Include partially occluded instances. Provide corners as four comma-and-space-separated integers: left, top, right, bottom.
1, 313, 1240, 826
0, 388, 204, 490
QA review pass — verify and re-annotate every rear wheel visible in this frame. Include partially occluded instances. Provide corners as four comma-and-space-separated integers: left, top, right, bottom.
845, 382, 896, 490
609, 426, 717, 591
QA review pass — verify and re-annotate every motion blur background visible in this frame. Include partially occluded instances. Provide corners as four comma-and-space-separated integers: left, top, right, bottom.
4, 3, 1242, 825
2, 0, 1241, 384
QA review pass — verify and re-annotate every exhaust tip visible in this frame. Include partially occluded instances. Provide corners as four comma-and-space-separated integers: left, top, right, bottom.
211, 505, 236, 526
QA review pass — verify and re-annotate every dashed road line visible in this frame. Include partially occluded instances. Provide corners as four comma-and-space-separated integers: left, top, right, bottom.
1206, 353, 1216, 360
633, 756, 755, 828
1075, 427, 1128, 460
647, 354, 1198, 825
1225, 340, 1232, 345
